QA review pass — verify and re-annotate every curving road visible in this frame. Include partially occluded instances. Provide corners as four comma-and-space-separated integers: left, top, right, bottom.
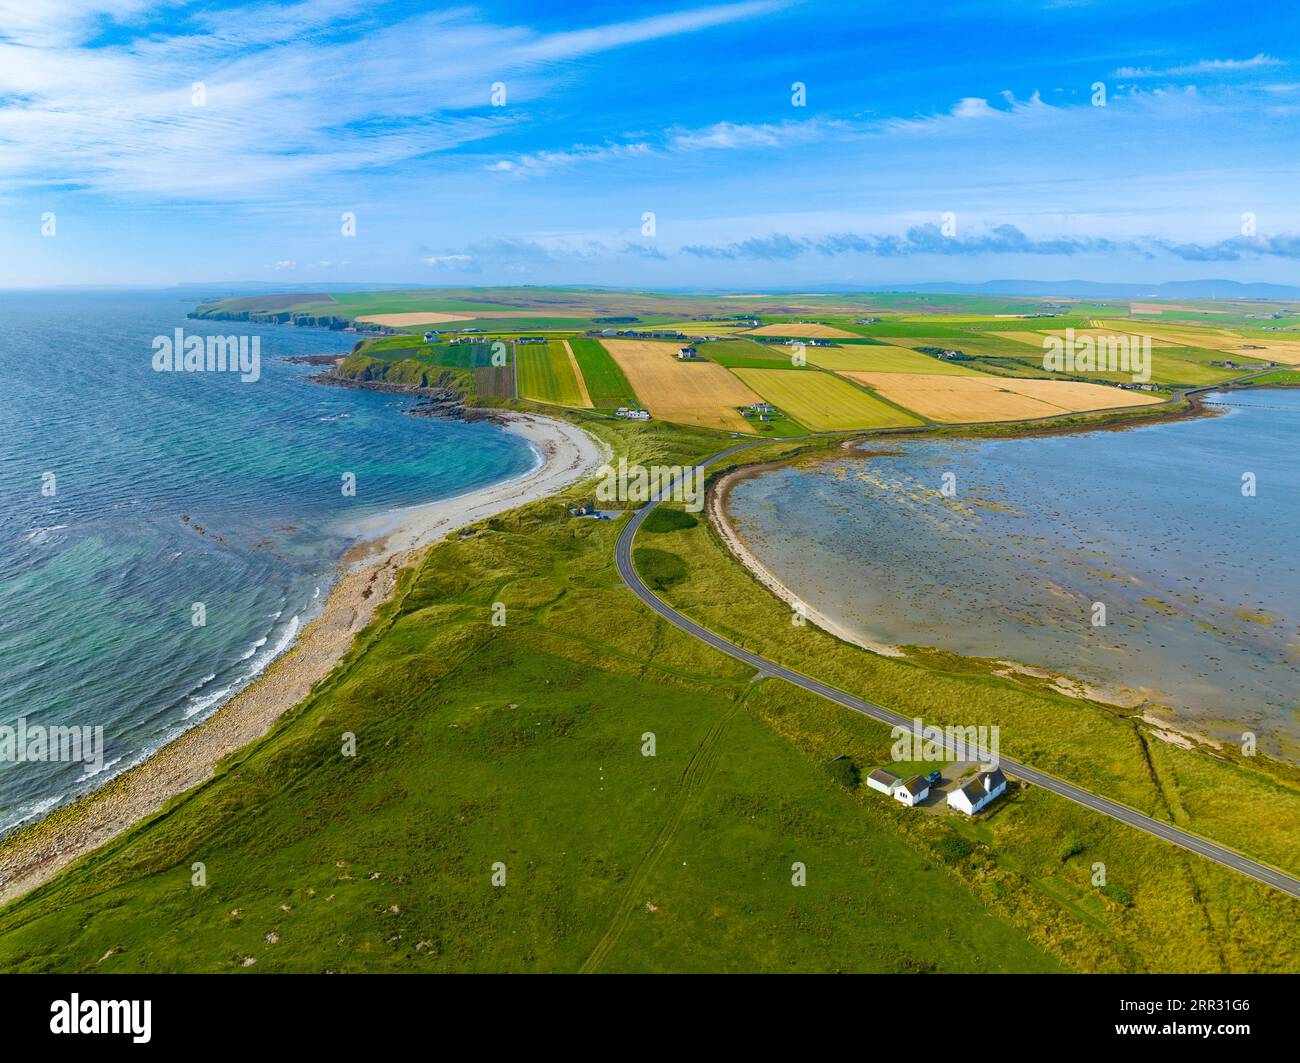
614, 444, 1300, 901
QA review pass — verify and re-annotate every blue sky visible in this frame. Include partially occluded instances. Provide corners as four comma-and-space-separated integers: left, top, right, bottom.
3, 0, 1300, 288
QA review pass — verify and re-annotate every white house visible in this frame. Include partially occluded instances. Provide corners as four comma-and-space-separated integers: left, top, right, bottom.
677, 346, 699, 360
893, 776, 929, 807
946, 768, 1007, 816
866, 768, 900, 795
422, 330, 441, 341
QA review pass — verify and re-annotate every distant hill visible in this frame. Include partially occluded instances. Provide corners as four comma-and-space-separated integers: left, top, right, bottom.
887, 279, 1300, 300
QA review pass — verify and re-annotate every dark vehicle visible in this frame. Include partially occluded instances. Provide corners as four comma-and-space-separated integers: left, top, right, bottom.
925, 770, 943, 787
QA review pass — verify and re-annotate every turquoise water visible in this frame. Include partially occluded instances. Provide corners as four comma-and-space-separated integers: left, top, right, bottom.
0, 291, 536, 834
726, 393, 1300, 756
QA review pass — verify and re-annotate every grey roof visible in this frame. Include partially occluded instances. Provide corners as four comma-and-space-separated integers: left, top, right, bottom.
868, 768, 900, 785
899, 775, 928, 796
959, 769, 1007, 803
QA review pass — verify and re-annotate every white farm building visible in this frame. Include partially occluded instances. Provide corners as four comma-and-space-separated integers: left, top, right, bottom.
946, 768, 1007, 815
866, 769, 900, 795
893, 776, 929, 807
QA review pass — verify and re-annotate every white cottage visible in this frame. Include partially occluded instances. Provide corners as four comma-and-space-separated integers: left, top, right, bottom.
866, 768, 900, 796
946, 768, 1007, 816
893, 776, 929, 807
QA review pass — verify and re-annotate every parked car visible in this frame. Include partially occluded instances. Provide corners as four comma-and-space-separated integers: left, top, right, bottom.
925, 770, 943, 787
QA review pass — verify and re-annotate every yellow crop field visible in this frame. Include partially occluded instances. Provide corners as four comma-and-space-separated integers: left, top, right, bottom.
990, 329, 1178, 349
599, 339, 760, 432
743, 322, 858, 339
845, 373, 1164, 423
731, 368, 921, 431
1081, 323, 1300, 364
1233, 341, 1300, 365
807, 344, 984, 375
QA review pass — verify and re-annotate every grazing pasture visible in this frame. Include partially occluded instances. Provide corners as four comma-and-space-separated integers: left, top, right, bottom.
567, 338, 638, 408
698, 339, 807, 369
560, 341, 593, 407
516, 340, 589, 407
731, 368, 922, 431
601, 339, 760, 433
846, 372, 1164, 423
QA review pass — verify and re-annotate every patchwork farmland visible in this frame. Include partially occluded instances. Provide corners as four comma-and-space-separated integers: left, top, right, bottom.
732, 367, 922, 431
600, 339, 761, 433
197, 288, 1300, 438
845, 373, 1165, 423
568, 337, 637, 408
807, 344, 984, 375
516, 340, 590, 408
744, 322, 859, 339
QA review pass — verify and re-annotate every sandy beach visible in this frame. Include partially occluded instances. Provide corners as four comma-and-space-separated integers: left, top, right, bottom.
0, 410, 605, 906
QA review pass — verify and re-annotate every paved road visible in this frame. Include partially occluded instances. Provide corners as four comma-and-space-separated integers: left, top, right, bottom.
614, 444, 1300, 901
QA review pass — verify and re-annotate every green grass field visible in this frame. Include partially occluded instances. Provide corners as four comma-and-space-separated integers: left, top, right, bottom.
568, 338, 638, 408
698, 339, 809, 369
516, 341, 587, 407
1246, 370, 1300, 385
731, 367, 923, 431
639, 481, 1300, 972
0, 423, 1060, 974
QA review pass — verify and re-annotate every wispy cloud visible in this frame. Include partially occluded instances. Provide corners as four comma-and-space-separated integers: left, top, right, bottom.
1114, 53, 1282, 78
0, 1, 780, 201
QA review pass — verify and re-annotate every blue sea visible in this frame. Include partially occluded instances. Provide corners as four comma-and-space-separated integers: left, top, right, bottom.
726, 392, 1300, 757
0, 291, 536, 835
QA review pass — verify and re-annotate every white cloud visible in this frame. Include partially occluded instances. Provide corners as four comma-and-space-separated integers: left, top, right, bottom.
1114, 53, 1282, 78
951, 96, 997, 118
0, 1, 778, 201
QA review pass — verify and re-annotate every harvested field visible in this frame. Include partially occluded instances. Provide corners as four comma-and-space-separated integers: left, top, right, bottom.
990, 329, 1178, 349
355, 312, 472, 326
744, 322, 858, 339
1085, 323, 1300, 364
731, 368, 921, 431
1130, 303, 1228, 315
473, 364, 515, 399
600, 339, 760, 432
846, 372, 1164, 423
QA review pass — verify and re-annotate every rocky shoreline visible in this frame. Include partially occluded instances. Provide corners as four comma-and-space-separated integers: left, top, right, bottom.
305, 368, 505, 423
0, 410, 604, 907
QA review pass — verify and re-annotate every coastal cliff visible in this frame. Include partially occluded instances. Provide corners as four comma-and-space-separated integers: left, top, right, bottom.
312, 354, 501, 420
